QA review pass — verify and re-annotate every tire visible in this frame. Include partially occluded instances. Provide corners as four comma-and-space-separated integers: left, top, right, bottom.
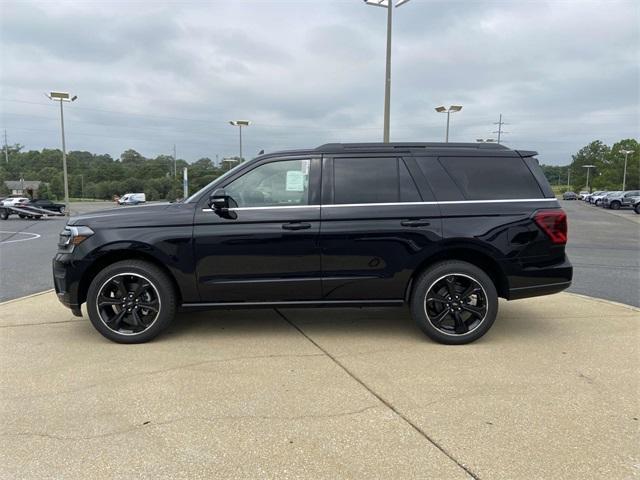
59, 206, 65, 214
594, 200, 601, 206
0, 210, 8, 220
410, 261, 498, 345
18, 214, 26, 219
86, 260, 176, 343
610, 201, 621, 210
634, 204, 640, 214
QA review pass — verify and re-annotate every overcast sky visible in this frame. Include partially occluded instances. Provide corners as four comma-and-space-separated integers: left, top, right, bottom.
1, 0, 638, 165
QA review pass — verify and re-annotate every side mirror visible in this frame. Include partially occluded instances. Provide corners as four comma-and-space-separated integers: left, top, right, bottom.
208, 189, 236, 219
209, 188, 229, 211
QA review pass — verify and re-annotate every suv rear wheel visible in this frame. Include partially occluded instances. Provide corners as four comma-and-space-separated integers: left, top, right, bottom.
609, 200, 621, 210
411, 261, 498, 345
86, 260, 176, 343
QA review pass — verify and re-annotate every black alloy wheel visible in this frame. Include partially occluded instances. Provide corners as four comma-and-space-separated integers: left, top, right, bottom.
96, 273, 161, 335
411, 260, 498, 345
86, 260, 176, 343
424, 274, 488, 336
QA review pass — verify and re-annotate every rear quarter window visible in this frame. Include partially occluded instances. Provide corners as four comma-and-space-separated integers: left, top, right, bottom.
438, 156, 543, 200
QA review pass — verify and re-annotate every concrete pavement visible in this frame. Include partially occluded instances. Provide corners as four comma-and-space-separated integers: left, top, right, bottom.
1, 292, 638, 479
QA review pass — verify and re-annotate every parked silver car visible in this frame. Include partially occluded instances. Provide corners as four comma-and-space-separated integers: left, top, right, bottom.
590, 191, 610, 206
602, 190, 640, 209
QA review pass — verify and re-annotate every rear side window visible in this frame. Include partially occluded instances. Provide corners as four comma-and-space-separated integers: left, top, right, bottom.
439, 157, 543, 200
333, 157, 421, 204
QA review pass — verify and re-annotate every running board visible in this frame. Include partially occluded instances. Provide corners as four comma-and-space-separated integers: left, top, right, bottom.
181, 299, 405, 309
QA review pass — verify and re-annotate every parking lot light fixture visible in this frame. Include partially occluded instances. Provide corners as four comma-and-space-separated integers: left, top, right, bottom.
364, 0, 412, 143
47, 91, 77, 216
582, 165, 596, 193
435, 105, 463, 142
619, 149, 634, 191
229, 120, 250, 162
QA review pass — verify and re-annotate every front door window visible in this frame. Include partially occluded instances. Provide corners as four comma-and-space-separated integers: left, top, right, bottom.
225, 159, 311, 207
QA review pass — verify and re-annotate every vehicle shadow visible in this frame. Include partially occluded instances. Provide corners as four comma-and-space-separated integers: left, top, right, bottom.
166, 302, 557, 344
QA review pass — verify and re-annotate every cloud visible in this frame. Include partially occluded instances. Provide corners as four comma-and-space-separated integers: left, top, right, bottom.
0, 0, 638, 164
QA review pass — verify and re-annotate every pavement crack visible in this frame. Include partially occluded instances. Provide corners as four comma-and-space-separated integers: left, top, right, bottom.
0, 319, 85, 328
274, 308, 482, 480
4, 352, 324, 401
1, 405, 380, 441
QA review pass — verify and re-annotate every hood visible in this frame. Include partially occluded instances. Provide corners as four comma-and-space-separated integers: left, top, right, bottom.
68, 202, 195, 228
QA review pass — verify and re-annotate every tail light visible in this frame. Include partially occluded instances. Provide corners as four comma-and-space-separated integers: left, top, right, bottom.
534, 210, 567, 245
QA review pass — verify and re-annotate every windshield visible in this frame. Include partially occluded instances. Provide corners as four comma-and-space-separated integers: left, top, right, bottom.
184, 160, 247, 203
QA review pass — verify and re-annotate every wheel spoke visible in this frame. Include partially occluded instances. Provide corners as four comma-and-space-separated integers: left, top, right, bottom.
132, 280, 151, 299
444, 276, 457, 296
430, 307, 450, 326
131, 309, 144, 327
461, 303, 485, 319
137, 301, 159, 313
460, 283, 481, 300
426, 293, 447, 304
98, 295, 122, 307
453, 311, 469, 334
108, 309, 126, 330
111, 278, 128, 298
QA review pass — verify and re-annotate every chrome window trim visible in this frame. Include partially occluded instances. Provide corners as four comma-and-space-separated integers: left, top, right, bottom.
201, 198, 557, 212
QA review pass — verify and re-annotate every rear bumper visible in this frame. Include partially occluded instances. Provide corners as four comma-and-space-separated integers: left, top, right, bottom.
505, 256, 573, 300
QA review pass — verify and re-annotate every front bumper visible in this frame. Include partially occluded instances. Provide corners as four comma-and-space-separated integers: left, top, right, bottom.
52, 255, 87, 317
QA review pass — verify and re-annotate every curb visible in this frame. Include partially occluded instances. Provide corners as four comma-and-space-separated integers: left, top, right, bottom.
565, 292, 640, 313
0, 289, 54, 307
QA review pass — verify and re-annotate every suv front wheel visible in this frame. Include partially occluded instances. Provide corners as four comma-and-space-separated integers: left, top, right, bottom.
411, 261, 498, 345
86, 260, 176, 343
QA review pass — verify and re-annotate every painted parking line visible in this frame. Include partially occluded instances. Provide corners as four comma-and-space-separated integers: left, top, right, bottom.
0, 231, 42, 244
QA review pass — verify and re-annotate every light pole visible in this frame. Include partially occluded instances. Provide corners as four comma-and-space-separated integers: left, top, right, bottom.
582, 165, 595, 193
363, 0, 412, 143
229, 120, 250, 162
619, 149, 634, 191
435, 105, 462, 142
47, 91, 77, 215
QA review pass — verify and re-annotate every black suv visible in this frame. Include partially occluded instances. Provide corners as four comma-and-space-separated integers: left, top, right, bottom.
53, 143, 572, 345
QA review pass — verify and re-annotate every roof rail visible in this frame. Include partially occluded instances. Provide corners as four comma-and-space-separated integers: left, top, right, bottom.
316, 142, 510, 151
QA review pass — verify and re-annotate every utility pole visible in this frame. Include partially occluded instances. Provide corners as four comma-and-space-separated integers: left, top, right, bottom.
567, 168, 571, 188
363, 0, 412, 143
493, 114, 509, 144
173, 144, 177, 178
80, 174, 84, 200
229, 121, 250, 161
583, 165, 595, 193
435, 105, 463, 142
620, 149, 634, 191
4, 129, 8, 164
47, 92, 77, 216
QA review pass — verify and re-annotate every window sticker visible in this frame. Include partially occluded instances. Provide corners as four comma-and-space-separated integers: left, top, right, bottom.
286, 170, 305, 191
301, 159, 310, 176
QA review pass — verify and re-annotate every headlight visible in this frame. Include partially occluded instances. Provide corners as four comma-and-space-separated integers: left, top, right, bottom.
58, 226, 94, 252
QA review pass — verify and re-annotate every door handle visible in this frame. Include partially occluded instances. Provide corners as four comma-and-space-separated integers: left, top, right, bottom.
282, 222, 311, 231
400, 219, 431, 227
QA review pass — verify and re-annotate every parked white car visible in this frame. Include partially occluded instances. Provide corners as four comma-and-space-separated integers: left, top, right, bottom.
118, 193, 146, 205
